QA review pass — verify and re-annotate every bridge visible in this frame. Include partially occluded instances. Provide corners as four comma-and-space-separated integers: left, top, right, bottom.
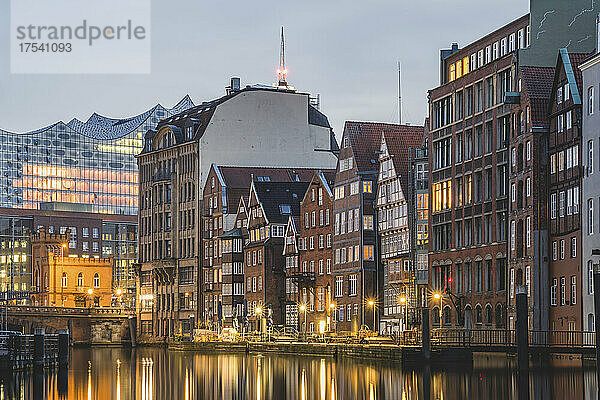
1, 305, 132, 345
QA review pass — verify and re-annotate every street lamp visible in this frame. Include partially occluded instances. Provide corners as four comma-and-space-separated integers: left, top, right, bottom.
400, 296, 407, 331
368, 300, 376, 333
87, 288, 94, 309
115, 288, 123, 309
299, 304, 307, 336
433, 292, 442, 324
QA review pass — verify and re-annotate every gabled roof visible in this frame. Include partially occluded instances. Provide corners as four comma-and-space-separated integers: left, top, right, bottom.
343, 121, 385, 172
211, 165, 335, 216
549, 49, 591, 112
344, 122, 423, 173
252, 181, 309, 224
520, 65, 555, 126
382, 125, 425, 193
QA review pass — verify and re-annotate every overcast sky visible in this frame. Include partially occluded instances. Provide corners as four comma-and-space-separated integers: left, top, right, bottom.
0, 0, 529, 138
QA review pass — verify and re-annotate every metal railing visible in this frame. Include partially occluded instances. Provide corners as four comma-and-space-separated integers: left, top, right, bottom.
431, 328, 597, 348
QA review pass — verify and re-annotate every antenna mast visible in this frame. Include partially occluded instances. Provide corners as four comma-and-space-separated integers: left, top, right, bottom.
398, 61, 402, 124
277, 27, 288, 86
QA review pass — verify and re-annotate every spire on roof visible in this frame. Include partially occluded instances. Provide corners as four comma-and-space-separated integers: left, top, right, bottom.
277, 26, 288, 87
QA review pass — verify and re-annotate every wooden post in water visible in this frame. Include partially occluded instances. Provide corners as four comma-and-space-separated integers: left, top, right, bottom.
58, 329, 69, 368
129, 316, 137, 348
422, 308, 430, 361
33, 328, 45, 368
515, 285, 529, 400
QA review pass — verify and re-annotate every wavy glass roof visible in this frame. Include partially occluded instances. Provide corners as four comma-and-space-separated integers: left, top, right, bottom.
0, 96, 195, 214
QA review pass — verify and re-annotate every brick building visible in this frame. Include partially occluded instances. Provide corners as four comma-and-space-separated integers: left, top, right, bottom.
244, 181, 309, 331
31, 229, 113, 308
136, 79, 338, 340
506, 64, 554, 331
332, 122, 405, 332
283, 170, 335, 333
375, 127, 424, 333
428, 15, 530, 328
202, 165, 329, 331
547, 50, 589, 332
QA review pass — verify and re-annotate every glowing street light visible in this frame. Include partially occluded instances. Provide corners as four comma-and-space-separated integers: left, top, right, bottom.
368, 299, 376, 332
433, 292, 442, 323
400, 296, 407, 331
299, 304, 307, 335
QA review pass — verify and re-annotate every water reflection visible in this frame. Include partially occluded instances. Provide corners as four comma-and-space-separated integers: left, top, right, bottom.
0, 348, 595, 399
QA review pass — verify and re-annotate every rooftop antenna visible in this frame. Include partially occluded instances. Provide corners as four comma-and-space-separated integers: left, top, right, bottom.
277, 26, 288, 86
398, 61, 402, 124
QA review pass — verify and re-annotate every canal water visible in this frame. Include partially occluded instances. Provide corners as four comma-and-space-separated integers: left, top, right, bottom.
0, 347, 596, 399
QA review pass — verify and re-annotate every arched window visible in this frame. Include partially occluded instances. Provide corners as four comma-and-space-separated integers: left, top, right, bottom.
34, 268, 40, 289
475, 305, 483, 324
93, 273, 100, 288
432, 307, 440, 326
61, 272, 67, 288
77, 273, 84, 287
495, 304, 504, 328
443, 306, 452, 325
485, 304, 493, 325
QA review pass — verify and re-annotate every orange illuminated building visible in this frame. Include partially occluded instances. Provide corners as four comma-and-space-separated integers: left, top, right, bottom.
31, 229, 113, 307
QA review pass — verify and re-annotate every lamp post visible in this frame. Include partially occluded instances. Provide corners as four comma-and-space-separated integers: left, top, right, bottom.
433, 292, 442, 325
400, 296, 407, 331
299, 304, 307, 339
87, 288, 94, 309
329, 303, 336, 332
368, 300, 376, 333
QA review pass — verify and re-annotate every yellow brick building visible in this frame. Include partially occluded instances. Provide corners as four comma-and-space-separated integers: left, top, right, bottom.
31, 229, 113, 307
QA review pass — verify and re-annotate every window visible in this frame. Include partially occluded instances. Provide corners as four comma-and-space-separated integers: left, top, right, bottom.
552, 241, 557, 261
349, 275, 357, 296
363, 181, 373, 193
551, 278, 557, 306
571, 276, 577, 305
561, 277, 566, 305
589, 140, 594, 175
589, 86, 595, 115
589, 261, 595, 295
551, 193, 557, 219
363, 215, 374, 230
589, 199, 595, 235
61, 272, 67, 288
93, 273, 100, 288
571, 237, 577, 258
335, 276, 343, 297
526, 216, 531, 248
363, 245, 373, 261
560, 239, 565, 260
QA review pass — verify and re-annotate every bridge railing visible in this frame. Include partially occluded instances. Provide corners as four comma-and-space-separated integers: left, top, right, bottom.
431, 328, 597, 348
3, 305, 126, 316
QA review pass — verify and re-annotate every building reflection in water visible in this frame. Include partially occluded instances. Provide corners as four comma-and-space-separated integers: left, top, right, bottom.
0, 348, 596, 399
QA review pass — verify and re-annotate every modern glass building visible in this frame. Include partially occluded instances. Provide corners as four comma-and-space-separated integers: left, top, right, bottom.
0, 96, 194, 215
0, 96, 195, 304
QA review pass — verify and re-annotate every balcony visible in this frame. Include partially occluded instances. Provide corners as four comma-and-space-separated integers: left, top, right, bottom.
286, 269, 315, 281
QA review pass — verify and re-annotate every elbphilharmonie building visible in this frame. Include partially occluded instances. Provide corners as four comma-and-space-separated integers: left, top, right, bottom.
0, 96, 194, 215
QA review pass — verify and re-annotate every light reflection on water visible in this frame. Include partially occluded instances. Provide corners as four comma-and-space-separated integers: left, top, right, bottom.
0, 347, 595, 399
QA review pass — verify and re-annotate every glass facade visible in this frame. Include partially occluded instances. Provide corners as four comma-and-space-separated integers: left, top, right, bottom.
102, 222, 138, 308
0, 96, 194, 215
0, 216, 34, 297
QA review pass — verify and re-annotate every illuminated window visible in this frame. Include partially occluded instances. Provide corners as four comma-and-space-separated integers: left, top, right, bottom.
463, 57, 469, 74
363, 181, 373, 193
61, 273, 67, 288
363, 215, 374, 230
449, 64, 456, 81
456, 60, 462, 78
93, 273, 100, 288
363, 245, 374, 261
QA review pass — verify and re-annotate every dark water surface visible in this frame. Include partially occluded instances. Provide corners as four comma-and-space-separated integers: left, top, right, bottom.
0, 347, 596, 399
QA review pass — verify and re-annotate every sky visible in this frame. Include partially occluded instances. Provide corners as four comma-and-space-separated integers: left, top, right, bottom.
0, 0, 529, 138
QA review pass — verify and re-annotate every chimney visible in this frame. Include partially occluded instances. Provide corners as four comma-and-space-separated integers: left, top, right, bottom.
451, 42, 459, 52
231, 77, 241, 91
